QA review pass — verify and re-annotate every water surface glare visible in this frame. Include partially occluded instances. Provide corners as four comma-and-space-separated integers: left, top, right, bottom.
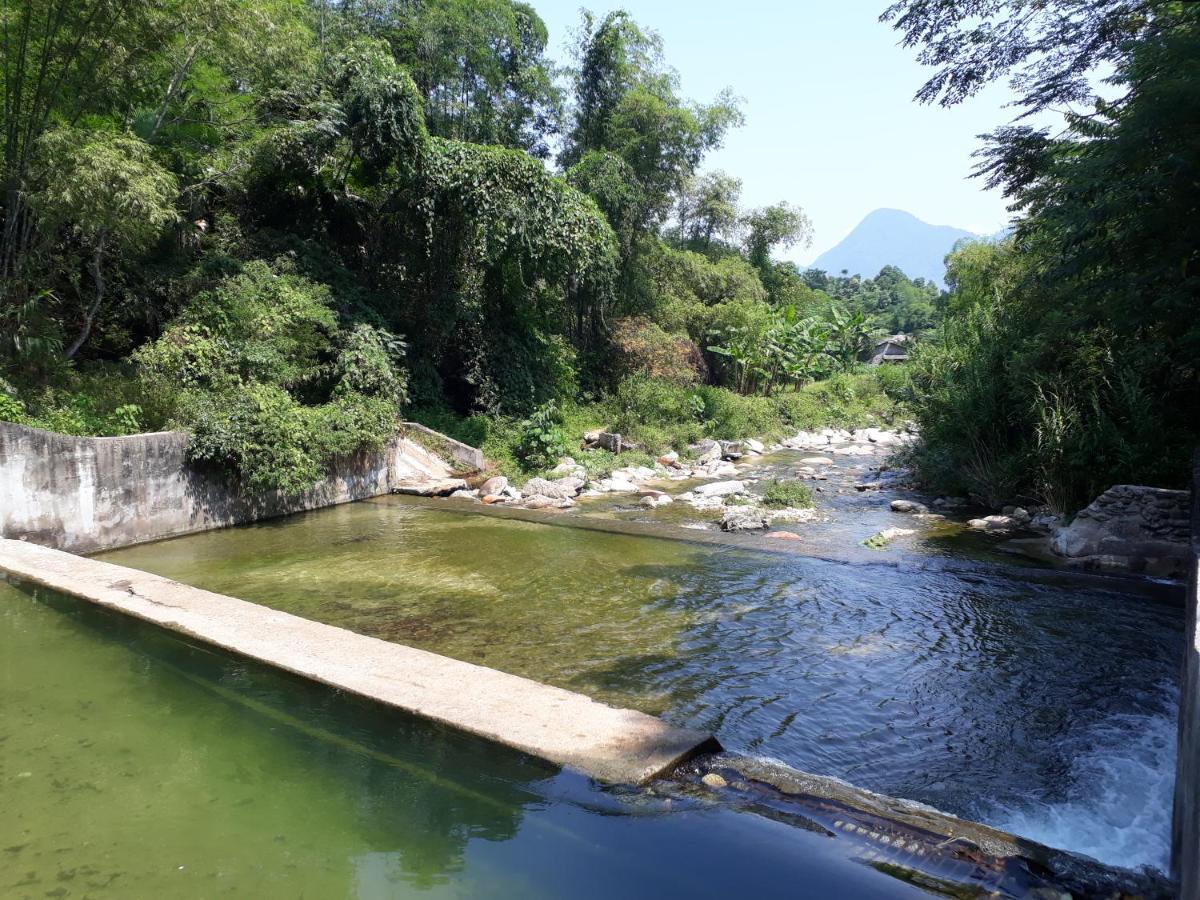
99, 497, 1185, 872
1, 582, 937, 899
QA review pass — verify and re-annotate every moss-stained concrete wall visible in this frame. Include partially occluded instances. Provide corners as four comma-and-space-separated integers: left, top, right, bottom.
1173, 458, 1200, 897
0, 422, 464, 553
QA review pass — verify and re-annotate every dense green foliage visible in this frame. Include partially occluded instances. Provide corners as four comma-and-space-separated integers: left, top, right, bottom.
7, 0, 1182, 506
891, 0, 1199, 510
0, 0, 928, 492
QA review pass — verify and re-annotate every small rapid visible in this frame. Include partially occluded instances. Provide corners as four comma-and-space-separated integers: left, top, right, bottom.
984, 683, 1179, 873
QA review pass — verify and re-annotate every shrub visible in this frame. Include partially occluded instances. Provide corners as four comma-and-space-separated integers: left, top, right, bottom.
610, 316, 707, 384
135, 259, 408, 492
516, 400, 572, 470
760, 479, 815, 509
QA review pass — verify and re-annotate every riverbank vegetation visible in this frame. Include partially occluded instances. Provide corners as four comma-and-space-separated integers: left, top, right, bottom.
0, 0, 916, 491
887, 0, 1200, 511
1, 0, 1192, 508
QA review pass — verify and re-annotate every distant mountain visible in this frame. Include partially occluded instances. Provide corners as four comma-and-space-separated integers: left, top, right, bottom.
812, 209, 978, 286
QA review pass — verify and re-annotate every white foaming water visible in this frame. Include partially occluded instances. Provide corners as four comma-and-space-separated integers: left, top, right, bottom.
987, 689, 1178, 873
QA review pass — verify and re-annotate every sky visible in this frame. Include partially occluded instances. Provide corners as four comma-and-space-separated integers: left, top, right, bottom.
533, 0, 1026, 264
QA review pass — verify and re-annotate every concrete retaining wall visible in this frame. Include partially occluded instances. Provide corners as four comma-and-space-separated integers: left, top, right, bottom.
0, 421, 461, 553
1172, 458, 1200, 897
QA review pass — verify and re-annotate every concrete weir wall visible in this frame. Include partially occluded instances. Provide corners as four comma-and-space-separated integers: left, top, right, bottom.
0, 538, 714, 784
1173, 458, 1200, 898
0, 421, 479, 553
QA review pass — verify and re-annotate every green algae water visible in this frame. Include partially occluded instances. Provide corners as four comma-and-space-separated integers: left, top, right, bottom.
98, 497, 1185, 874
2, 579, 948, 899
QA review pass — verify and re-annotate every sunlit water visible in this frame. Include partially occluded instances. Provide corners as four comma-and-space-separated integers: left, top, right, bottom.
99, 497, 1185, 873
0, 583, 937, 899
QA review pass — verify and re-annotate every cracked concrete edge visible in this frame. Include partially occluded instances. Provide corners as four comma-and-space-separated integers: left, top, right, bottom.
0, 537, 716, 785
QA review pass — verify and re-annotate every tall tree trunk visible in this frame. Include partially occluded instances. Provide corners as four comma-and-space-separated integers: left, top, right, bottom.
64, 238, 104, 359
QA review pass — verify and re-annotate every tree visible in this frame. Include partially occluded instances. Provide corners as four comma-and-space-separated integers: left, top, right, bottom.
675, 170, 741, 251
30, 130, 177, 358
742, 202, 812, 271
880, 0, 1187, 115
562, 10, 742, 229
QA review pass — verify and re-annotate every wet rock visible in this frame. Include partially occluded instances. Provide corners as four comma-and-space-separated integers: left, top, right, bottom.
968, 515, 1019, 532
479, 475, 509, 497
393, 478, 468, 497
480, 494, 506, 504
598, 476, 640, 493
522, 476, 583, 500
768, 531, 803, 541
522, 494, 575, 510
863, 527, 915, 549
721, 506, 769, 532
890, 499, 929, 514
799, 456, 834, 466
656, 451, 681, 468
640, 494, 673, 509
855, 481, 883, 492
701, 773, 728, 788
694, 480, 746, 498
744, 438, 765, 454
448, 489, 480, 502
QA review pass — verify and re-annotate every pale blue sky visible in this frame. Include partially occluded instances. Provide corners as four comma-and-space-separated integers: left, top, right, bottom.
534, 0, 1026, 263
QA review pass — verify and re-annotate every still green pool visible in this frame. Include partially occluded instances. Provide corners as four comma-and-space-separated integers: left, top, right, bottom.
2, 579, 948, 899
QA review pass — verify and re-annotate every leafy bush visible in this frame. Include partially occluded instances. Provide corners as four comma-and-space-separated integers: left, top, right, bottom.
516, 400, 572, 470
760, 479, 815, 509
135, 259, 407, 493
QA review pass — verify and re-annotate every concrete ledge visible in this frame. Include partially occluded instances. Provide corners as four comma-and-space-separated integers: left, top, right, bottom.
0, 538, 715, 784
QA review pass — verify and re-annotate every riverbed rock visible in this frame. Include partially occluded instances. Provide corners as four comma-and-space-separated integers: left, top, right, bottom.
657, 450, 681, 468
694, 480, 746, 498
640, 494, 673, 509
721, 506, 769, 532
522, 476, 584, 500
744, 438, 765, 454
768, 531, 803, 541
392, 478, 468, 497
890, 499, 929, 514
691, 440, 722, 464
1050, 484, 1191, 578
701, 773, 728, 788
479, 475, 508, 497
968, 515, 1019, 532
523, 495, 575, 510
799, 456, 833, 466
598, 476, 640, 493
448, 489, 480, 502
719, 440, 745, 460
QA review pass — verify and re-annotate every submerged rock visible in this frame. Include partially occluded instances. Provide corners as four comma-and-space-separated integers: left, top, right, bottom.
701, 773, 728, 788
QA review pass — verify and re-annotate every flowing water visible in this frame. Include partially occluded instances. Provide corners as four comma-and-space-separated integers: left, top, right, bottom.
98, 495, 1185, 874
0, 581, 947, 899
